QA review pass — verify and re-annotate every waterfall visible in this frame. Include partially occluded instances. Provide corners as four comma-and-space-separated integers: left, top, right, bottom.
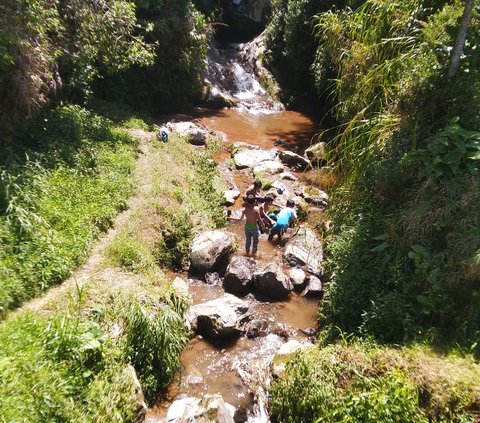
202, 35, 283, 114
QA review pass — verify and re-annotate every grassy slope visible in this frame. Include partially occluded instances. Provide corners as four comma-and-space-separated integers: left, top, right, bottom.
0, 112, 227, 421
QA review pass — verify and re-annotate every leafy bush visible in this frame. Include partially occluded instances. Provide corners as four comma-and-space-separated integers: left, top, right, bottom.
270, 342, 480, 423
0, 0, 154, 133
96, 0, 210, 112
0, 283, 189, 419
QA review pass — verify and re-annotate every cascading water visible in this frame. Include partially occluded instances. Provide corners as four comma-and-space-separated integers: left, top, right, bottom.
202, 35, 283, 114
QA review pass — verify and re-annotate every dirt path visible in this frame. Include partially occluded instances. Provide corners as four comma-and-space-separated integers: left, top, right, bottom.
11, 129, 155, 317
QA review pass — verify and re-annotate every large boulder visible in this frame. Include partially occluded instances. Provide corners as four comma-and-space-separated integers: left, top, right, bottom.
190, 231, 234, 274
223, 256, 257, 296
185, 294, 250, 339
279, 150, 311, 170
170, 121, 209, 146
167, 394, 235, 423
302, 275, 323, 298
253, 160, 284, 175
301, 186, 329, 208
284, 227, 323, 276
253, 263, 293, 299
304, 142, 327, 165
233, 149, 277, 169
289, 268, 307, 291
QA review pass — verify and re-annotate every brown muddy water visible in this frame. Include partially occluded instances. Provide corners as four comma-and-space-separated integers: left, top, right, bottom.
147, 108, 325, 422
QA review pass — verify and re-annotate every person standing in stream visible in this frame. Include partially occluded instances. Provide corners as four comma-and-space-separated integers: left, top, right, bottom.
232, 194, 265, 256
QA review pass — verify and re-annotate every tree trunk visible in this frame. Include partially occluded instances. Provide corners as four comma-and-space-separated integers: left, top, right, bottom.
448, 0, 475, 78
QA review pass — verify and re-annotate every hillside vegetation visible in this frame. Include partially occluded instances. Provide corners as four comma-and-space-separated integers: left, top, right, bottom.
267, 0, 480, 349
265, 0, 480, 421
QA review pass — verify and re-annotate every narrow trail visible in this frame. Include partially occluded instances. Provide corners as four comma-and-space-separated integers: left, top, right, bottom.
12, 129, 155, 317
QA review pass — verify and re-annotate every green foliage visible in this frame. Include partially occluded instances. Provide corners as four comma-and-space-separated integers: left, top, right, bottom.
402, 121, 480, 180
0, 105, 137, 316
270, 342, 480, 423
96, 0, 210, 112
0, 284, 189, 420
117, 291, 188, 403
307, 0, 480, 350
0, 309, 137, 422
264, 0, 337, 104
0, 0, 154, 133
270, 345, 426, 423
156, 207, 194, 268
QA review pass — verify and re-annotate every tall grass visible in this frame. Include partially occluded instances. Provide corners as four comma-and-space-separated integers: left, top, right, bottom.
307, 0, 480, 349
0, 105, 137, 316
0, 280, 189, 420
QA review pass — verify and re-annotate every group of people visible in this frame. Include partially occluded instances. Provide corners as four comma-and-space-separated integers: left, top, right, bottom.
231, 180, 297, 257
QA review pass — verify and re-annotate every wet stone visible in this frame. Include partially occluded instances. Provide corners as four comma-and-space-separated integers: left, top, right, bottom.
223, 256, 257, 296
302, 275, 323, 298
253, 263, 293, 299
284, 227, 323, 276
289, 267, 307, 291
189, 230, 234, 274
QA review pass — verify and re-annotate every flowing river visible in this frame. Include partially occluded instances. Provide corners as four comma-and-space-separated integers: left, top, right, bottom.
146, 39, 328, 422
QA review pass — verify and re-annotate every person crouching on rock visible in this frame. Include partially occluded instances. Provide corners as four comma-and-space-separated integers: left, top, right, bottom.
268, 199, 297, 242
258, 194, 276, 231
233, 194, 265, 256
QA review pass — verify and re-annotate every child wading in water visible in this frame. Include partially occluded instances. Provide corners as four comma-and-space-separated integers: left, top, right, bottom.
234, 194, 265, 256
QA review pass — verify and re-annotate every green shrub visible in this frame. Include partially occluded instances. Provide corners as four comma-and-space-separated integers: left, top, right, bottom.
117, 292, 188, 403
270, 342, 480, 423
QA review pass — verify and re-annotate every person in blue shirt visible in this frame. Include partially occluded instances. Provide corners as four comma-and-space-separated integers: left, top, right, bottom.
268, 199, 297, 242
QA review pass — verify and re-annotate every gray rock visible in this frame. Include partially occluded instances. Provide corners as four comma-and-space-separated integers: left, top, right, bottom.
289, 268, 307, 290
223, 256, 257, 296
228, 141, 260, 155
302, 275, 323, 298
167, 395, 235, 423
280, 150, 311, 170
185, 294, 250, 339
233, 149, 277, 169
253, 263, 293, 299
224, 189, 241, 206
284, 227, 323, 276
122, 365, 147, 423
190, 230, 234, 274
253, 160, 284, 175
172, 276, 189, 296
304, 142, 327, 165
279, 171, 298, 181
170, 121, 209, 145
301, 186, 329, 208
204, 272, 221, 285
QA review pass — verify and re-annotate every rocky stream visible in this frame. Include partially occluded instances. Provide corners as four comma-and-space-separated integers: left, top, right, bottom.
145, 36, 331, 423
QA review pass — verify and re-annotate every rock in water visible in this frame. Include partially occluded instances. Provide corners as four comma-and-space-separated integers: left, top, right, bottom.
253, 263, 293, 299
185, 293, 250, 339
233, 149, 277, 169
190, 230, 234, 274
167, 394, 235, 423
302, 275, 323, 298
279, 150, 312, 170
284, 227, 323, 276
223, 256, 257, 296
289, 267, 307, 290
